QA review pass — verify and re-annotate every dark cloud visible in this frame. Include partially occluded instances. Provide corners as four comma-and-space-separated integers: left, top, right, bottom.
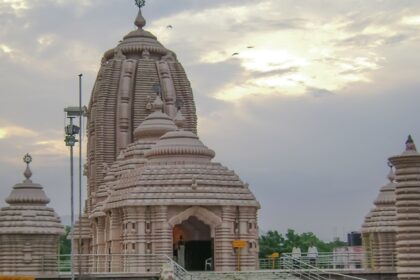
306, 87, 335, 98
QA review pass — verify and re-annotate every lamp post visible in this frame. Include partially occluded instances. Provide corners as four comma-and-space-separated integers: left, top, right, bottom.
64, 116, 79, 280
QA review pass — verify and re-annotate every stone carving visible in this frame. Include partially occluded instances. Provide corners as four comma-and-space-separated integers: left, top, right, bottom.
142, 49, 151, 59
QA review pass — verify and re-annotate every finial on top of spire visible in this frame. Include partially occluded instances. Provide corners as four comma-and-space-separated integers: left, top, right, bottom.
135, 0, 146, 8
134, 0, 146, 29
23, 153, 32, 181
406, 135, 417, 151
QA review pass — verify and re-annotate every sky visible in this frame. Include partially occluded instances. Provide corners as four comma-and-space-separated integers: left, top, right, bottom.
0, 0, 419, 241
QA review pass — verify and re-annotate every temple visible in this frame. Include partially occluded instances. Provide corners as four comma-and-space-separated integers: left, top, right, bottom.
361, 165, 397, 272
74, 1, 260, 272
0, 155, 64, 275
362, 136, 420, 280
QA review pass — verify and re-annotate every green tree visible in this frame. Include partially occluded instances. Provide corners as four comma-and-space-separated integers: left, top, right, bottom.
259, 230, 285, 257
259, 229, 346, 258
59, 226, 72, 255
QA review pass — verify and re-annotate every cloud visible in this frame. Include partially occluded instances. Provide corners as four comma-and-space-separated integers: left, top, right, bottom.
306, 87, 335, 98
0, 125, 37, 139
0, 0, 29, 15
0, 44, 13, 54
149, 1, 407, 101
401, 15, 420, 26
0, 121, 67, 158
33, 140, 67, 157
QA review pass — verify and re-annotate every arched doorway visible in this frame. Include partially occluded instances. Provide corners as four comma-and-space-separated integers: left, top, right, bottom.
173, 216, 213, 271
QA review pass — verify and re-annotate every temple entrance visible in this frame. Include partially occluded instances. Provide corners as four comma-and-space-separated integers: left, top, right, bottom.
173, 216, 213, 271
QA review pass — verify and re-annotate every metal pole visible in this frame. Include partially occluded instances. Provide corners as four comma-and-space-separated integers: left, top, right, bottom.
70, 117, 75, 280
78, 74, 83, 279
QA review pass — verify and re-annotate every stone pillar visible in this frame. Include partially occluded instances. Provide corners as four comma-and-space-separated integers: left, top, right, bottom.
362, 232, 373, 269
152, 206, 172, 255
151, 206, 171, 273
122, 207, 139, 272
157, 60, 177, 118
371, 233, 380, 271
110, 209, 122, 272
117, 58, 135, 153
238, 207, 259, 270
214, 206, 236, 271
95, 217, 106, 272
389, 136, 420, 280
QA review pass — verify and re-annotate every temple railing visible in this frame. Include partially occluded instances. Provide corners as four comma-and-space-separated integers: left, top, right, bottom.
260, 250, 396, 272
40, 252, 381, 280
41, 253, 192, 279
274, 255, 367, 280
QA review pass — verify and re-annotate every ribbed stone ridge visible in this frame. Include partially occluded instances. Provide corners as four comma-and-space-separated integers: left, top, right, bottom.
361, 167, 397, 272
105, 162, 260, 208
144, 130, 215, 162
389, 136, 420, 280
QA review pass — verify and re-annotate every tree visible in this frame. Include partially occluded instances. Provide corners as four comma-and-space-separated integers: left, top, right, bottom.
259, 230, 285, 257
59, 226, 72, 255
259, 229, 346, 258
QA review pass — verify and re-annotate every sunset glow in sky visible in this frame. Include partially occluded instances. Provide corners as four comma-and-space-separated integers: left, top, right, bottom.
0, 0, 419, 240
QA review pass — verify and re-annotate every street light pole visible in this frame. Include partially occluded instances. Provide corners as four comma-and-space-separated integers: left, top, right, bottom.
65, 116, 80, 280
70, 119, 75, 280
78, 73, 83, 255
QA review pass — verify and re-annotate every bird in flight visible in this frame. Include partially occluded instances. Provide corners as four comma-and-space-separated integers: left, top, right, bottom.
166, 25, 173, 29
232, 52, 239, 56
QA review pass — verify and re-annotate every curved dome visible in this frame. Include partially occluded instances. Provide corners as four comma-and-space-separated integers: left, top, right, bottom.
145, 130, 215, 162
104, 131, 259, 210
133, 95, 178, 141
91, 106, 179, 218
87, 6, 197, 210
0, 162, 63, 235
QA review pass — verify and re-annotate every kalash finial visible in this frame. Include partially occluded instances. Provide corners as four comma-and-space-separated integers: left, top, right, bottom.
406, 135, 417, 151
23, 153, 33, 181
134, 0, 146, 29
135, 0, 146, 8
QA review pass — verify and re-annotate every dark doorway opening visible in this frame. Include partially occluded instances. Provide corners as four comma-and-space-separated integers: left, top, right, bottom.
173, 216, 213, 271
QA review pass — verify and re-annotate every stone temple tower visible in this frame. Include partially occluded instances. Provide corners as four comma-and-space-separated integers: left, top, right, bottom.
80, 2, 260, 272
86, 2, 197, 215
0, 155, 64, 275
361, 166, 397, 272
389, 136, 420, 280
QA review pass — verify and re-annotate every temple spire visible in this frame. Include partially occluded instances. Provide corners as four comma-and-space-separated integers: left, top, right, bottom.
23, 153, 32, 182
134, 0, 146, 29
406, 135, 417, 151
